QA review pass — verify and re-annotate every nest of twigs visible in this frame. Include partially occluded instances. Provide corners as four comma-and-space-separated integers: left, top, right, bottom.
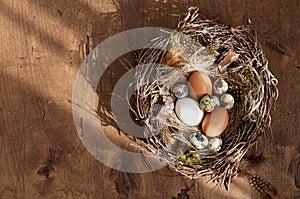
127, 7, 278, 189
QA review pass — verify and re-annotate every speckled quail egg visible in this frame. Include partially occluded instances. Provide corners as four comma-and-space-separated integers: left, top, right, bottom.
208, 137, 223, 152
172, 84, 189, 99
213, 78, 229, 94
162, 96, 174, 114
199, 95, 215, 112
220, 93, 235, 109
211, 96, 220, 107
190, 133, 209, 150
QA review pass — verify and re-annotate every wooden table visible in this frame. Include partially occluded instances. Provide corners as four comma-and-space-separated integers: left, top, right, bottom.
0, 0, 299, 198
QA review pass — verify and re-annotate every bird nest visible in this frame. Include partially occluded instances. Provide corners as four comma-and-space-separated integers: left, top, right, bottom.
127, 7, 278, 189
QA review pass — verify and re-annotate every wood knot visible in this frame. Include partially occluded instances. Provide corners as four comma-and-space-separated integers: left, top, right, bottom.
172, 189, 189, 199
37, 160, 55, 179
37, 147, 58, 179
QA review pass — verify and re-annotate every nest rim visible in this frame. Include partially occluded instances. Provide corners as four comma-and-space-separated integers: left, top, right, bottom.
127, 7, 278, 190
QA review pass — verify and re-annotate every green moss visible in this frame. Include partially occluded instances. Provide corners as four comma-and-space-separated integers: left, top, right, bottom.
239, 74, 248, 84
178, 151, 202, 166
250, 87, 258, 93
250, 73, 255, 81
211, 51, 218, 58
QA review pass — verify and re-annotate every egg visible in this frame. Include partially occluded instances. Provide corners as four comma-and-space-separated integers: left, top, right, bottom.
172, 84, 189, 99
208, 137, 223, 152
201, 107, 229, 137
212, 96, 220, 107
148, 103, 169, 125
162, 96, 174, 114
188, 71, 212, 100
190, 133, 208, 150
221, 93, 235, 109
213, 78, 228, 94
160, 105, 173, 116
199, 95, 215, 112
175, 98, 204, 126
163, 95, 174, 105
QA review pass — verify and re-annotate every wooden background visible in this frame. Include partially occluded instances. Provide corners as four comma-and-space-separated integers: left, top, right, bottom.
0, 0, 299, 198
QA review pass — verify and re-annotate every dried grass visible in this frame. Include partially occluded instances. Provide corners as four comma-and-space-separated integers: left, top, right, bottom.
127, 7, 278, 190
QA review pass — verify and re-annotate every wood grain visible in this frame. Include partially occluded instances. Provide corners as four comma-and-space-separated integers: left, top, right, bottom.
0, 0, 299, 198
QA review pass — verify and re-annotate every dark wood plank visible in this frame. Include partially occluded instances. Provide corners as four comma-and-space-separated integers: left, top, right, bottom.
0, 0, 299, 198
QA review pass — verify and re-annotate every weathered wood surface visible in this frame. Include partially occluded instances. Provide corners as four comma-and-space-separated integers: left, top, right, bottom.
0, 0, 299, 198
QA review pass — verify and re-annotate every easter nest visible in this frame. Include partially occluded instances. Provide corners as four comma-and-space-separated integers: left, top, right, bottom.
127, 7, 278, 189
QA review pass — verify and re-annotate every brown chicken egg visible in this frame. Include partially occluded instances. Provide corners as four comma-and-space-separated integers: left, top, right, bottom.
188, 71, 212, 100
201, 107, 229, 137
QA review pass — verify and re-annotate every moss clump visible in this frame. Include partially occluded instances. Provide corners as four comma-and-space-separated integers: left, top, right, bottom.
178, 151, 201, 166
